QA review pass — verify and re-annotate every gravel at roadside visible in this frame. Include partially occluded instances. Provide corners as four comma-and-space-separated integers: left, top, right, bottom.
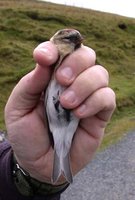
61, 131, 135, 200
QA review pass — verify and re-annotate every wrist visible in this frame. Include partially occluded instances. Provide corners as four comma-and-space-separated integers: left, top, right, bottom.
14, 153, 52, 183
12, 154, 70, 196
14, 153, 67, 185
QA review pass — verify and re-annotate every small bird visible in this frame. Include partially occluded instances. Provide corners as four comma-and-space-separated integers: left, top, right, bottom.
45, 29, 83, 183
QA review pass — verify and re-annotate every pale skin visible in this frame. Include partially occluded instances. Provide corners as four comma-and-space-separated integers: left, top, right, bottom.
5, 41, 116, 185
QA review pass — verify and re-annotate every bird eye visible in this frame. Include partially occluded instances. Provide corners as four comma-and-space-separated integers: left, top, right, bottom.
62, 38, 70, 43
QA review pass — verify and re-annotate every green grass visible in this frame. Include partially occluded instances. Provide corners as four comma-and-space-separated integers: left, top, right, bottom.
0, 0, 135, 146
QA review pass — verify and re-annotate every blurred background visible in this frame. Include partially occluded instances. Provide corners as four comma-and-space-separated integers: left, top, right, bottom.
0, 0, 135, 199
40, 0, 135, 18
0, 0, 134, 149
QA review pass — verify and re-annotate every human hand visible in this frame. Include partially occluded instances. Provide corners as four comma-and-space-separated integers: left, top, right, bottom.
5, 41, 116, 184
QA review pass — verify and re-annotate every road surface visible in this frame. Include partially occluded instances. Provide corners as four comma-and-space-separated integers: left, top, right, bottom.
61, 131, 135, 200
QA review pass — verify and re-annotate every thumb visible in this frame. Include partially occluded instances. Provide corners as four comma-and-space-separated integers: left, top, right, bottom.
31, 41, 58, 95
5, 41, 58, 114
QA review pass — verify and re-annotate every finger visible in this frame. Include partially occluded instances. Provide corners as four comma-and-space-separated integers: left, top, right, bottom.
22, 41, 58, 96
74, 87, 116, 121
56, 45, 96, 86
6, 42, 58, 112
33, 41, 58, 68
70, 87, 116, 173
71, 88, 116, 173
60, 65, 109, 109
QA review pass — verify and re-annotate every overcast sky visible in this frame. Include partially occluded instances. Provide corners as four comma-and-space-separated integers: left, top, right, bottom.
39, 0, 135, 18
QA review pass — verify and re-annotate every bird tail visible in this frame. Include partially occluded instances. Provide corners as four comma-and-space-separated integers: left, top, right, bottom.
52, 150, 73, 184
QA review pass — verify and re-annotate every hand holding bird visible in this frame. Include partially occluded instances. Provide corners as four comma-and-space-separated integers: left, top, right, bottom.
5, 29, 116, 186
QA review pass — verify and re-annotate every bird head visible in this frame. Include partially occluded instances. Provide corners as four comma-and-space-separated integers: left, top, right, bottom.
50, 29, 83, 50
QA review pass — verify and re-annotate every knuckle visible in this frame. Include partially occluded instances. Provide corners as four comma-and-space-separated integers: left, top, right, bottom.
91, 65, 109, 86
90, 48, 96, 61
96, 65, 109, 79
104, 88, 116, 110
87, 47, 96, 63
82, 45, 96, 65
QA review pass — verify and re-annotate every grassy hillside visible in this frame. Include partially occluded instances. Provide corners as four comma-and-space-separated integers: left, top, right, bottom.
0, 0, 135, 148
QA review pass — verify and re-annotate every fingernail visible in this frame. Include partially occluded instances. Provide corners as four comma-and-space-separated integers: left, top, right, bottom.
39, 47, 49, 53
77, 104, 86, 115
63, 90, 77, 104
39, 48, 52, 59
60, 67, 73, 80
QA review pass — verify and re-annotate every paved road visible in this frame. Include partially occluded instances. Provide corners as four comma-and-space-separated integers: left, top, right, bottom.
61, 131, 135, 200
